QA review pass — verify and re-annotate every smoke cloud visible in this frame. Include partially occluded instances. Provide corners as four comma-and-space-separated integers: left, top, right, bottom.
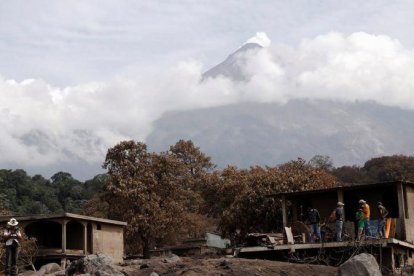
1, 32, 414, 179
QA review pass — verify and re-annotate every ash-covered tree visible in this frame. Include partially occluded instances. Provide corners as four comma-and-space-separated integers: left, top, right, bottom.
332, 165, 369, 184
218, 159, 337, 238
201, 166, 249, 218
168, 140, 220, 238
169, 140, 215, 214
309, 155, 334, 171
363, 155, 414, 182
103, 140, 190, 257
170, 139, 215, 177
333, 155, 414, 184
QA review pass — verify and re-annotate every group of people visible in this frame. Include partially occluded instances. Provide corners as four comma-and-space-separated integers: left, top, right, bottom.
306, 200, 388, 243
354, 200, 389, 241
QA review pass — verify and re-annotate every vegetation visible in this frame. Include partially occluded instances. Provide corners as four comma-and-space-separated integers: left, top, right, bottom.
0, 169, 104, 215
332, 155, 414, 184
2, 141, 414, 257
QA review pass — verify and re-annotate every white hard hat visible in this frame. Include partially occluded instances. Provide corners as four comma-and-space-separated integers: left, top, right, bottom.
7, 218, 18, 227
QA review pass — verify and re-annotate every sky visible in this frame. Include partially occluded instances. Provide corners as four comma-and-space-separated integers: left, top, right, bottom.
1, 0, 414, 180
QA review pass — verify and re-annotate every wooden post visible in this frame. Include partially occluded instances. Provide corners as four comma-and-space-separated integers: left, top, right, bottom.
62, 220, 67, 254
282, 195, 287, 228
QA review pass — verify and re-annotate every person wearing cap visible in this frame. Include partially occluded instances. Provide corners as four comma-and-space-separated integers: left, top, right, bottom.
3, 218, 22, 276
377, 202, 389, 238
335, 202, 345, 242
359, 199, 372, 238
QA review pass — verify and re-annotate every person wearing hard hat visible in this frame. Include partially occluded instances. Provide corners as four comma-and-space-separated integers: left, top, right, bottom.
3, 218, 22, 276
359, 199, 372, 238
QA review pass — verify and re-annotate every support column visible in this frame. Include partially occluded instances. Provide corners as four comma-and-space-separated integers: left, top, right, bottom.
83, 222, 87, 255
397, 183, 407, 240
397, 183, 406, 218
337, 188, 345, 218
62, 220, 67, 254
282, 195, 287, 228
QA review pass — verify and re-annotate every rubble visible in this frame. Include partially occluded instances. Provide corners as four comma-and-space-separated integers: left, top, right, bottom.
66, 253, 124, 276
338, 253, 382, 276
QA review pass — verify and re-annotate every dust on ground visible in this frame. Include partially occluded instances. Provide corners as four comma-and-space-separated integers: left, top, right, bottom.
116, 256, 338, 276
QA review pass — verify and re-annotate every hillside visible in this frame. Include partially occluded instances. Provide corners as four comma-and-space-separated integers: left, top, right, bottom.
147, 99, 414, 168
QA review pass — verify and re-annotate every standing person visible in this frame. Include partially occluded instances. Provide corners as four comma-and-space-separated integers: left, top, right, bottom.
3, 218, 22, 276
335, 202, 345, 242
360, 199, 372, 238
355, 208, 365, 241
377, 202, 389, 238
307, 206, 321, 242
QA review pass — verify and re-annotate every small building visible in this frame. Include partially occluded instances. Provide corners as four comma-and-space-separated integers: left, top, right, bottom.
151, 232, 231, 257
0, 213, 127, 265
236, 181, 414, 273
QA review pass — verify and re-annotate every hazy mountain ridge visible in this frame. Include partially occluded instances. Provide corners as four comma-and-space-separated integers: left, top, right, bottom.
146, 39, 414, 168
202, 43, 263, 81
147, 99, 414, 168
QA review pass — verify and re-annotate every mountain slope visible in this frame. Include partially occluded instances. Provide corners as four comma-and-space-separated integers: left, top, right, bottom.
146, 99, 414, 167
146, 36, 414, 168
202, 43, 262, 81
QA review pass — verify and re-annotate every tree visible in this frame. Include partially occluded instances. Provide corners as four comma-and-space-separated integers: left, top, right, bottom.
363, 155, 414, 182
169, 140, 215, 177
218, 159, 337, 238
103, 140, 190, 257
169, 139, 215, 204
332, 165, 369, 184
201, 166, 248, 217
51, 172, 84, 212
309, 155, 334, 171
333, 155, 414, 184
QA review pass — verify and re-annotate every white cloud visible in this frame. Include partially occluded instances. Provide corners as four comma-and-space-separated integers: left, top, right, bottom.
244, 32, 271, 48
1, 31, 414, 179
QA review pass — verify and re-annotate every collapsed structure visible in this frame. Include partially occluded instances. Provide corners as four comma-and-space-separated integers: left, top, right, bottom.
235, 180, 414, 273
0, 213, 126, 266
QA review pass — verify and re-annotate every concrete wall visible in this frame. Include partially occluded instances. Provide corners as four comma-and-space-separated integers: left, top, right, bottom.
92, 223, 124, 263
404, 185, 414, 243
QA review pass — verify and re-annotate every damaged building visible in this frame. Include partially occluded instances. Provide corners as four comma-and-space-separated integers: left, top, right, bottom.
0, 213, 127, 266
235, 180, 414, 273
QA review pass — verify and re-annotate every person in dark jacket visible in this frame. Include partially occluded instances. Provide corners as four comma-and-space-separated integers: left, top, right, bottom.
307, 206, 321, 242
